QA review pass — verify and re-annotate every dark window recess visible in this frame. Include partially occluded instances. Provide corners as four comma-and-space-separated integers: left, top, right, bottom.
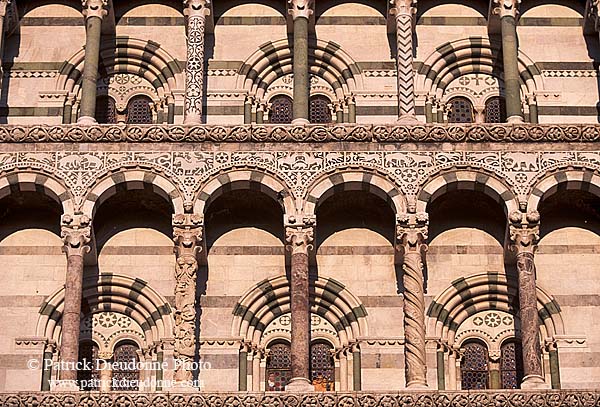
269, 95, 293, 124
266, 342, 292, 391
309, 95, 332, 124
112, 342, 140, 391
126, 96, 153, 124
485, 97, 507, 123
447, 97, 474, 123
461, 341, 490, 390
95, 95, 117, 124
310, 342, 335, 391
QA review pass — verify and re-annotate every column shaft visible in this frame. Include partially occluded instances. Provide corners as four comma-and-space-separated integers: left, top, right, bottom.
59, 216, 91, 384
395, 13, 417, 121
397, 213, 429, 388
352, 348, 361, 390
501, 15, 524, 122
516, 251, 544, 378
436, 348, 445, 390
292, 16, 309, 124
290, 250, 310, 380
78, 16, 103, 123
172, 213, 203, 386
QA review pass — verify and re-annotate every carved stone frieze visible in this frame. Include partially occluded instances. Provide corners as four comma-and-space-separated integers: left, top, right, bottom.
1, 391, 598, 406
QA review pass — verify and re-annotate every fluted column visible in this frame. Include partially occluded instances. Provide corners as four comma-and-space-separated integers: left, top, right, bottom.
77, 0, 108, 125
493, 0, 524, 123
289, 0, 313, 125
183, 0, 210, 125
285, 219, 315, 391
509, 210, 548, 389
396, 213, 428, 388
59, 214, 92, 387
390, 0, 419, 123
172, 213, 203, 387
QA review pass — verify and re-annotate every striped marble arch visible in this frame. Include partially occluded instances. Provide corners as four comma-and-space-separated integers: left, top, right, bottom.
0, 171, 74, 215
57, 37, 184, 102
193, 169, 296, 216
527, 169, 600, 212
416, 37, 544, 100
416, 169, 519, 216
81, 169, 185, 217
237, 38, 364, 103
427, 273, 564, 346
36, 273, 174, 348
303, 170, 406, 216
232, 275, 368, 348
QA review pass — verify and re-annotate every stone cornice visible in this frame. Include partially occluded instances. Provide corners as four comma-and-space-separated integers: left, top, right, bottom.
0, 391, 598, 405
1, 124, 600, 143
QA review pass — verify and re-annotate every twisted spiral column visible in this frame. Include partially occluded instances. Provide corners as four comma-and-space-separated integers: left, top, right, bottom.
509, 210, 548, 389
183, 0, 210, 125
396, 213, 428, 388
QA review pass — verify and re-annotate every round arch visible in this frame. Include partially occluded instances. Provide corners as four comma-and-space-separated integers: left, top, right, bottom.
0, 171, 75, 215
193, 169, 296, 216
81, 169, 185, 218
427, 272, 564, 346
37, 273, 174, 349
416, 169, 519, 216
303, 170, 406, 216
232, 275, 368, 348
527, 169, 600, 213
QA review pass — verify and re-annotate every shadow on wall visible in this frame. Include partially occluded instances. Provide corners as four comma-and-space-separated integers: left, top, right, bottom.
0, 21, 20, 124
583, 33, 600, 124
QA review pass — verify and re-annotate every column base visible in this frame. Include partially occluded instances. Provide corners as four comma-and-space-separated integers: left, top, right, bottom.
51, 380, 79, 392
291, 118, 310, 126
521, 374, 550, 389
396, 114, 420, 124
507, 115, 524, 124
285, 377, 315, 392
76, 116, 97, 126
406, 380, 429, 389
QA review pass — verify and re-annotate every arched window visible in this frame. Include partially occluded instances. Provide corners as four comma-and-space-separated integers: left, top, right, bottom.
501, 341, 524, 389
309, 95, 332, 124
447, 97, 474, 123
95, 95, 117, 124
126, 96, 153, 124
310, 341, 335, 391
485, 97, 507, 123
269, 95, 293, 124
461, 341, 489, 390
112, 341, 140, 391
77, 341, 100, 391
266, 342, 292, 391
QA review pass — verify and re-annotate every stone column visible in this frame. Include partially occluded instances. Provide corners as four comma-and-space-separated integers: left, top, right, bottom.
97, 352, 112, 392
493, 0, 523, 123
0, 0, 8, 90
172, 213, 203, 388
238, 342, 248, 391
183, 0, 210, 125
527, 94, 539, 124
252, 347, 261, 391
77, 0, 108, 125
289, 0, 313, 125
285, 220, 315, 391
447, 348, 457, 390
425, 96, 433, 123
396, 213, 429, 388
59, 214, 92, 388
390, 0, 419, 123
509, 210, 548, 388
244, 95, 254, 124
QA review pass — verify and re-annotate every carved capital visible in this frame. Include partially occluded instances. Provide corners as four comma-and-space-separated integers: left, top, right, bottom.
173, 214, 203, 259
61, 214, 92, 257
492, 0, 521, 19
509, 210, 540, 255
288, 0, 314, 20
285, 224, 314, 255
396, 212, 428, 256
183, 0, 211, 18
81, 0, 108, 20
389, 0, 417, 18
